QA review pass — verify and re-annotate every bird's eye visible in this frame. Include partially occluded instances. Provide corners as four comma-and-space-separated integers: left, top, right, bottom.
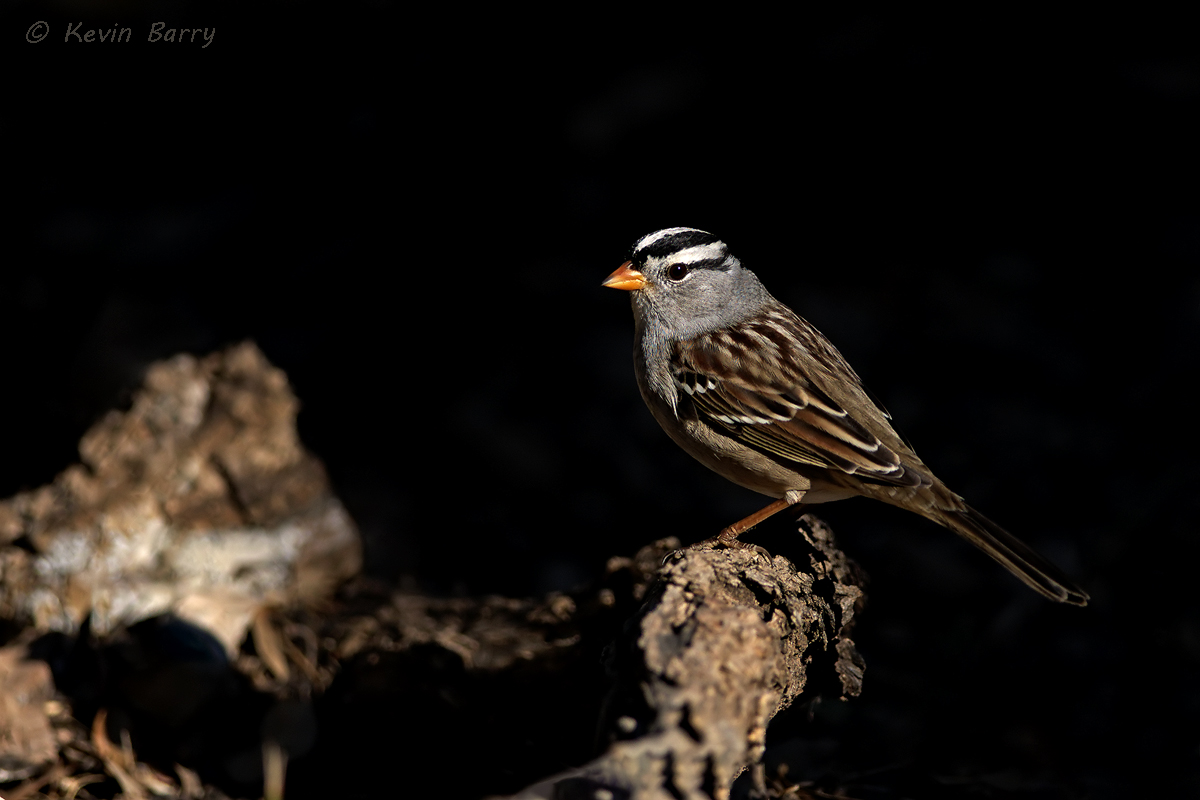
666, 263, 689, 282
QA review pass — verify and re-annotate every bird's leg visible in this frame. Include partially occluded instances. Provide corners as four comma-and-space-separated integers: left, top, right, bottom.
716, 499, 790, 545
665, 492, 806, 564
715, 490, 806, 546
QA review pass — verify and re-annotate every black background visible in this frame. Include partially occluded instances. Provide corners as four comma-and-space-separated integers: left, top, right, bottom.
4, 3, 1199, 797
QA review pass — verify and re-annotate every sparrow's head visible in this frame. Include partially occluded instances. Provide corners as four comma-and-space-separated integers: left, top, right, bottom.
603, 227, 767, 339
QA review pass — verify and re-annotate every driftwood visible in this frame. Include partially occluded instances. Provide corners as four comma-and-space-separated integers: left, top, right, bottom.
0, 342, 361, 793
0, 342, 361, 653
0, 344, 867, 799
506, 520, 866, 800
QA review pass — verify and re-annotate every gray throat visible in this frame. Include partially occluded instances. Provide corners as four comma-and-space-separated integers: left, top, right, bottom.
633, 267, 772, 415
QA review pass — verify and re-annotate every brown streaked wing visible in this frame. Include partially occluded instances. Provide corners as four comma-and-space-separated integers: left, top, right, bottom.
673, 321, 922, 486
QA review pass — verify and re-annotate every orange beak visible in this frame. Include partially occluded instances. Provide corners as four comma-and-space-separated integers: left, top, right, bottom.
602, 261, 647, 292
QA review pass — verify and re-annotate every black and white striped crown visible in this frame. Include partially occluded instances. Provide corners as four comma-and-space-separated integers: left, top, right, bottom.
630, 227, 734, 271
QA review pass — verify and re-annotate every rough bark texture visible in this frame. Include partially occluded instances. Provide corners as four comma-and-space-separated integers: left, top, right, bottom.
507, 521, 866, 800
0, 345, 866, 800
0, 342, 361, 654
0, 343, 361, 794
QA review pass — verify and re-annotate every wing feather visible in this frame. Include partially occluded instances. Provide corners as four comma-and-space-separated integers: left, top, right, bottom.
673, 310, 925, 487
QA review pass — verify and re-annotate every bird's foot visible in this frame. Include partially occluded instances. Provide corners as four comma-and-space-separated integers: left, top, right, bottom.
705, 529, 774, 559
661, 531, 772, 563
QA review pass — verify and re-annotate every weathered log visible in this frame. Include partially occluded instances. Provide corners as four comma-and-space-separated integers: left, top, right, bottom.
505, 517, 866, 800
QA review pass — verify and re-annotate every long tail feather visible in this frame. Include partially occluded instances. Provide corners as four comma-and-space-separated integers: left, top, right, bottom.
937, 505, 1089, 606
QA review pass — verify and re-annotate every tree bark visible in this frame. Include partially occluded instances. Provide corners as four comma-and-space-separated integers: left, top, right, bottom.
506, 517, 866, 800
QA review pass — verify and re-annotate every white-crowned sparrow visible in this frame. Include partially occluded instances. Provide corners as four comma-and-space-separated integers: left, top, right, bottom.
604, 227, 1088, 605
